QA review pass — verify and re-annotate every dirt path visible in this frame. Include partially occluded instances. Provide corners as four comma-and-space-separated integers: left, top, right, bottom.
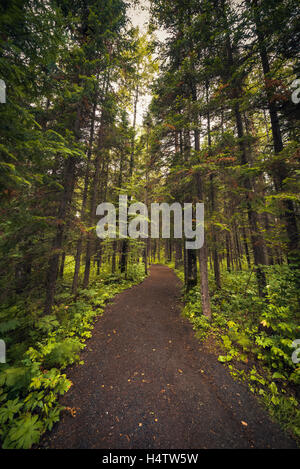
42, 265, 296, 449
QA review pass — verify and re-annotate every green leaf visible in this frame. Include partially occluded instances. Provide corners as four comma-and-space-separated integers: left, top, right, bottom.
272, 372, 287, 380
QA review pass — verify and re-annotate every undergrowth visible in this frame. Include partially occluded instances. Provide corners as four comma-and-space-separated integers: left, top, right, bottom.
169, 261, 300, 443
0, 261, 146, 449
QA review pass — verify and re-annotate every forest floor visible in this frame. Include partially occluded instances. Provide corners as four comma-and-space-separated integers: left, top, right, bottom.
40, 265, 297, 449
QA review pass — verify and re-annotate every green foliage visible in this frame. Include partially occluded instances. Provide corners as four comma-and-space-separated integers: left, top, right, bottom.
126, 263, 147, 282
2, 414, 44, 449
0, 366, 31, 390
213, 267, 300, 440
182, 288, 211, 340
0, 0, 299, 451
42, 338, 83, 369
0, 398, 23, 424
0, 319, 20, 334
172, 262, 300, 442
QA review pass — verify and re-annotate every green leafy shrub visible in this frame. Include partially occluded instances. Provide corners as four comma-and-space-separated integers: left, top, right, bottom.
0, 262, 146, 449
2, 414, 44, 449
171, 262, 300, 441
42, 338, 83, 368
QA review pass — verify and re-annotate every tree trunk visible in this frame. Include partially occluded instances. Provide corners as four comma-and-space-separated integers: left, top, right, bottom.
224, 27, 268, 297
44, 154, 77, 314
72, 93, 98, 295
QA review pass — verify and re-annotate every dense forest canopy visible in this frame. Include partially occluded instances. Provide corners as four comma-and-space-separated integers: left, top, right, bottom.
0, 0, 299, 449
